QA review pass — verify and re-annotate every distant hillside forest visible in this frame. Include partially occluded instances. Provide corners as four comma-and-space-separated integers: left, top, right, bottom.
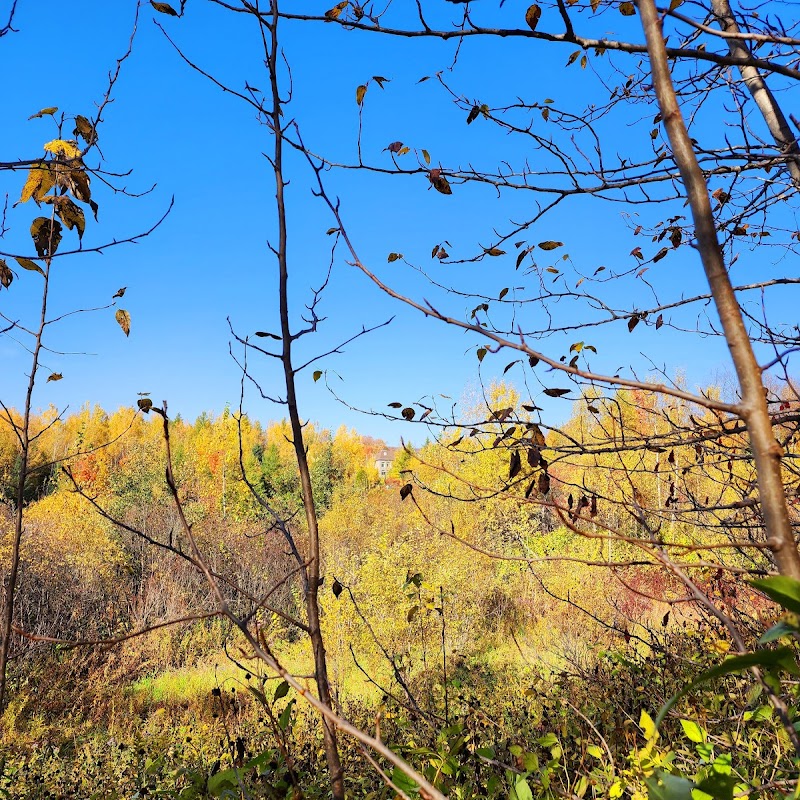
1, 382, 798, 798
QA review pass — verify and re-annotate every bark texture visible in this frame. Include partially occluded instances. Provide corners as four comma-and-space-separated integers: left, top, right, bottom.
638, 0, 800, 580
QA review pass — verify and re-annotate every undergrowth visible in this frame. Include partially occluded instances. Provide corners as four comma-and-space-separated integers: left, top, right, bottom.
1, 623, 797, 799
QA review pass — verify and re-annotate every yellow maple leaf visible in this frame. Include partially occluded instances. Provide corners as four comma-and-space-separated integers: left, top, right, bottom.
43, 139, 82, 159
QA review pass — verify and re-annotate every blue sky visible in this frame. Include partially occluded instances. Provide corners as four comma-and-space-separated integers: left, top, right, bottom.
1, 1, 793, 442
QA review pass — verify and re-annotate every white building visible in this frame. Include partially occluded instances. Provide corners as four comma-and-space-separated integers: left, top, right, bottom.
375, 447, 398, 478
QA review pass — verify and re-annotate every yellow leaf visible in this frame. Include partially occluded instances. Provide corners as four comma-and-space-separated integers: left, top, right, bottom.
639, 709, 658, 741
28, 107, 58, 120
115, 309, 131, 337
619, 1, 636, 14
356, 84, 367, 105
325, 1, 348, 20
19, 162, 54, 204
19, 170, 41, 204
43, 139, 82, 159
47, 372, 63, 382
15, 257, 44, 276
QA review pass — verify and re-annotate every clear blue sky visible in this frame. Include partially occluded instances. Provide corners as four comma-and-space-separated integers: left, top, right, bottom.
0, 1, 793, 442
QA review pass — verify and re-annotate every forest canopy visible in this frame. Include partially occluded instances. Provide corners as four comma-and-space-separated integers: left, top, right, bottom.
2, 0, 800, 798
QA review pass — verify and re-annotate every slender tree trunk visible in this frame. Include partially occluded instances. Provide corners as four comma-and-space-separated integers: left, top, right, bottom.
709, 0, 800, 189
638, 0, 800, 579
266, 3, 345, 797
0, 260, 51, 712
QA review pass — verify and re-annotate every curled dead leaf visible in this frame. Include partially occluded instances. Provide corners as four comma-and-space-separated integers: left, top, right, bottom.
525, 4, 542, 30
73, 115, 97, 146
115, 308, 131, 337
30, 217, 62, 257
43, 195, 86, 240
151, 1, 179, 14
68, 170, 92, 204
509, 451, 522, 480
428, 169, 452, 195
538, 470, 551, 495
0, 260, 12, 289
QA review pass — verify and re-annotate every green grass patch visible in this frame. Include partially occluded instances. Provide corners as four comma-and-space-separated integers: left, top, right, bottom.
130, 658, 242, 704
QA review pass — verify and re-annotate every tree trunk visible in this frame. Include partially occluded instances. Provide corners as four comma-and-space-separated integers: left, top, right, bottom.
710, 0, 800, 188
638, 0, 800, 579
267, 2, 345, 796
